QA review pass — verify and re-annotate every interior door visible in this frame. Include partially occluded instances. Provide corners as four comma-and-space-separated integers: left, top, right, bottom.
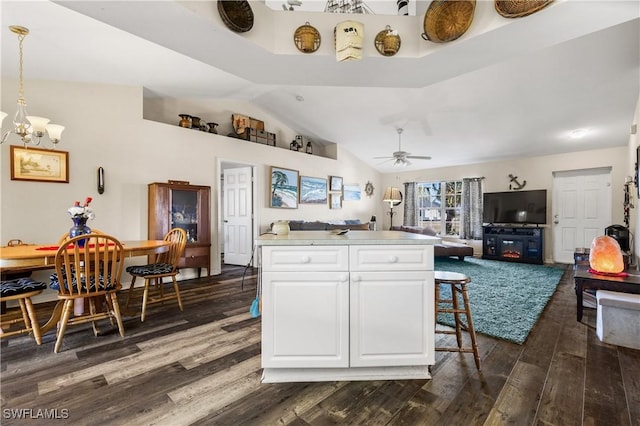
223, 166, 253, 265
552, 168, 612, 264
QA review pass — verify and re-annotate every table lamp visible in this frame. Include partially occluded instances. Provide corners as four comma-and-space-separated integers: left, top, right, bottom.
383, 187, 402, 230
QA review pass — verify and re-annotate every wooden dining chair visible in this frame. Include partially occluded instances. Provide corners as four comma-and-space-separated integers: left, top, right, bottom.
125, 228, 187, 322
52, 233, 126, 353
0, 277, 47, 344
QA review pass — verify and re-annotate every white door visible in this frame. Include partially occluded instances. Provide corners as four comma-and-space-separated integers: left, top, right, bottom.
223, 166, 253, 265
261, 271, 350, 368
349, 270, 434, 367
552, 168, 612, 264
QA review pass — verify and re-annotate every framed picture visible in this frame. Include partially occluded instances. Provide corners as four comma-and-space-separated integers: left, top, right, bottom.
329, 175, 343, 192
10, 145, 69, 183
343, 184, 361, 201
330, 192, 342, 209
299, 176, 328, 204
270, 166, 299, 208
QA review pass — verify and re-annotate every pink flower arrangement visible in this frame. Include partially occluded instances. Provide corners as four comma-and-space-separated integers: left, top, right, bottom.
68, 197, 95, 219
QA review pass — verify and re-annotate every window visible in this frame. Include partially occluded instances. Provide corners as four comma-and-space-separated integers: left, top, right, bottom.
416, 180, 463, 236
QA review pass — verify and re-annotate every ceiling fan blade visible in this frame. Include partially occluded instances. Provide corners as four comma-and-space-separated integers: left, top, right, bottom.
373, 156, 394, 159
406, 155, 432, 160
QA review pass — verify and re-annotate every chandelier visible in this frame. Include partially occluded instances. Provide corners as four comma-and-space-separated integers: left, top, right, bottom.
0, 26, 64, 147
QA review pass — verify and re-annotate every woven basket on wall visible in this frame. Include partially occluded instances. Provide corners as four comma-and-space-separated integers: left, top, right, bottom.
218, 0, 254, 33
294, 22, 321, 53
495, 0, 553, 18
422, 0, 476, 43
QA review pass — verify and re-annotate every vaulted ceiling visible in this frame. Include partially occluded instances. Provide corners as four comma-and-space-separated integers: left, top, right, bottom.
1, 1, 638, 172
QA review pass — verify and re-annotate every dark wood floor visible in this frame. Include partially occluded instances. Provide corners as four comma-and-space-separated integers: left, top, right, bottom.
1, 263, 638, 425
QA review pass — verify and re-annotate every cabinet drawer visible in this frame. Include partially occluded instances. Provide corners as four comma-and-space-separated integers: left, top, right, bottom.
183, 246, 209, 258
350, 245, 433, 272
262, 246, 348, 272
180, 246, 210, 268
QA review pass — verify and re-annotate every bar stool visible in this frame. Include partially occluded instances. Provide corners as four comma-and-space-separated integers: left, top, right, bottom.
434, 271, 481, 370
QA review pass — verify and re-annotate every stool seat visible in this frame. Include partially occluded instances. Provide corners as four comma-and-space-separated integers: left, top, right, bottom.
434, 271, 480, 370
1, 278, 46, 345
434, 271, 470, 284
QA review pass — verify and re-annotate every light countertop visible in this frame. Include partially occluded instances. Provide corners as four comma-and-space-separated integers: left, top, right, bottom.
256, 230, 441, 246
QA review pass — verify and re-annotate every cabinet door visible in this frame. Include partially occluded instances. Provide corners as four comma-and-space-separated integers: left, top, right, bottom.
350, 270, 435, 367
262, 271, 350, 368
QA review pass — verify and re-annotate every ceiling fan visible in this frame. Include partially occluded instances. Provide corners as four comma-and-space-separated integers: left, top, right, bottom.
282, 0, 302, 10
374, 128, 432, 166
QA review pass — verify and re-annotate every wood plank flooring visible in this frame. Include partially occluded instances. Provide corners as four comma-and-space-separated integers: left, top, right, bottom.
1, 264, 639, 425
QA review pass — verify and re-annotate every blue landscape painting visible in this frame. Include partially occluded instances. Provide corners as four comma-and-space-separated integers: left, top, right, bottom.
300, 176, 328, 204
343, 184, 361, 201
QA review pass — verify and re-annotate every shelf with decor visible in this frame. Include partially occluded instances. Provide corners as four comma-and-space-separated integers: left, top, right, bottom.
148, 181, 211, 277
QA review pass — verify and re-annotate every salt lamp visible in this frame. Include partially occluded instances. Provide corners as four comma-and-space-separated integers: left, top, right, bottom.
589, 235, 624, 274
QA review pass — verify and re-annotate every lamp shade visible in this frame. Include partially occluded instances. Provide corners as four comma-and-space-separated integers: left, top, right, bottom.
26, 116, 50, 134
589, 235, 624, 274
45, 124, 65, 141
383, 187, 402, 204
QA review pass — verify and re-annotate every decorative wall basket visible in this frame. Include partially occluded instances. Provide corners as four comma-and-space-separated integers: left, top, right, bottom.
294, 22, 321, 53
217, 0, 254, 33
495, 0, 553, 18
422, 0, 476, 43
374, 26, 401, 57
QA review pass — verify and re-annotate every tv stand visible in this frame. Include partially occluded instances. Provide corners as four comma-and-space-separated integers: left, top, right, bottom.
482, 225, 543, 264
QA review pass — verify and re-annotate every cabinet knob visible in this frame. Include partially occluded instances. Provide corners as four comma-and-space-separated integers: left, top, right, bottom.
339, 274, 349, 282
389, 255, 398, 263
300, 256, 311, 263
351, 274, 360, 282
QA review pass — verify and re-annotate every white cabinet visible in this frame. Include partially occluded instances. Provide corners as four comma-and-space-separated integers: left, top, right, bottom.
349, 245, 434, 367
261, 244, 434, 373
350, 270, 434, 367
261, 246, 349, 368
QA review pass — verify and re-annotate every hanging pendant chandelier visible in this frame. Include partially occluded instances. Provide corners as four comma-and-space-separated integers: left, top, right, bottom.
1, 25, 64, 147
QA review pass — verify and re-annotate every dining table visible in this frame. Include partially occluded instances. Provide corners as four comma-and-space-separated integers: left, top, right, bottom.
0, 239, 170, 334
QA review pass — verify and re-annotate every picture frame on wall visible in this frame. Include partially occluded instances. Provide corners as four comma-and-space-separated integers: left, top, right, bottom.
270, 166, 299, 208
343, 183, 361, 201
329, 175, 343, 192
330, 192, 342, 209
299, 176, 328, 204
10, 145, 69, 183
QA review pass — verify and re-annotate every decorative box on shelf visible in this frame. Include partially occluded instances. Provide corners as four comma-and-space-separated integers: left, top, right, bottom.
249, 128, 276, 146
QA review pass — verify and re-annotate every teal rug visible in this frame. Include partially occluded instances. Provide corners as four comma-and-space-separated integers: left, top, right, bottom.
434, 257, 566, 344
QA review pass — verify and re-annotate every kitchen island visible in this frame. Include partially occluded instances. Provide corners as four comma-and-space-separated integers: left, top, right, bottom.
256, 230, 440, 383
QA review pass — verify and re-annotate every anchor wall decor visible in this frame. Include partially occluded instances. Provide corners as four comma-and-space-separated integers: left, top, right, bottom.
508, 174, 526, 190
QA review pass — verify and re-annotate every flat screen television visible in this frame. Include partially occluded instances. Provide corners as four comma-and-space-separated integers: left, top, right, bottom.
483, 189, 547, 225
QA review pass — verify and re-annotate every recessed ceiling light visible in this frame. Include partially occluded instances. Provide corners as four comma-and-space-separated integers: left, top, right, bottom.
569, 128, 588, 139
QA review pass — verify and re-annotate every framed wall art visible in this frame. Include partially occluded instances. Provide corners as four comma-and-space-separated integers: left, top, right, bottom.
299, 176, 328, 204
270, 166, 299, 208
329, 175, 343, 192
330, 192, 342, 209
10, 145, 69, 183
343, 183, 361, 201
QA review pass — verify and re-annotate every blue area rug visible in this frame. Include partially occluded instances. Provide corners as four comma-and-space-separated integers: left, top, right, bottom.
434, 257, 566, 344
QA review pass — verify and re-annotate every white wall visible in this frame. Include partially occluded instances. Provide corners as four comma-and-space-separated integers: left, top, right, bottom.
383, 146, 628, 262
1, 78, 384, 302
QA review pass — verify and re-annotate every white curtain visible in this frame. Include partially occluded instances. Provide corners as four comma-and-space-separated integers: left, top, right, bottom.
461, 177, 484, 240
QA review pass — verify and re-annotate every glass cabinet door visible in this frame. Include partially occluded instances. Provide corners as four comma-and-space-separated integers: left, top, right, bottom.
171, 189, 198, 242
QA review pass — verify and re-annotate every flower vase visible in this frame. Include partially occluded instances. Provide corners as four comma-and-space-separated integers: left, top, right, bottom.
70, 216, 91, 247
